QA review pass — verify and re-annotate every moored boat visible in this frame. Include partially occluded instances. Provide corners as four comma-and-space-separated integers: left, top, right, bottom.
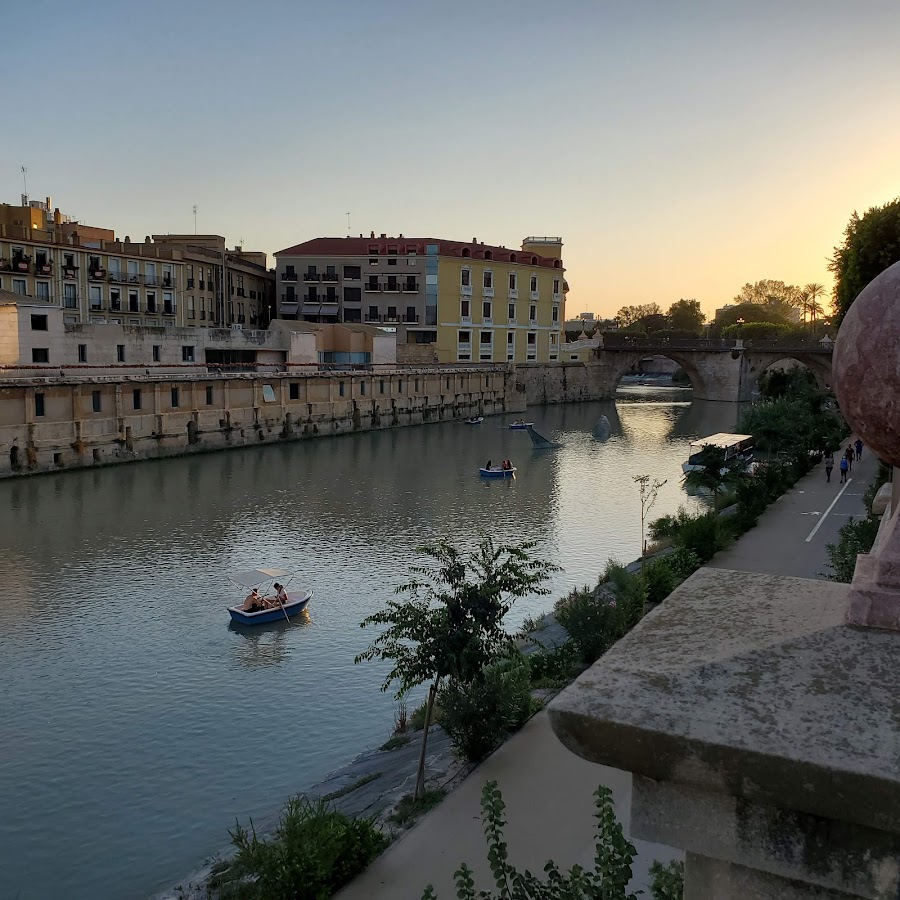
465, 416, 484, 424
479, 466, 517, 478
682, 433, 754, 474
508, 421, 534, 430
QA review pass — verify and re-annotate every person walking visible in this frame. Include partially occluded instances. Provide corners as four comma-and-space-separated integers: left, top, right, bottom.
824, 450, 834, 483
845, 445, 855, 472
855, 437, 863, 461
839, 454, 849, 484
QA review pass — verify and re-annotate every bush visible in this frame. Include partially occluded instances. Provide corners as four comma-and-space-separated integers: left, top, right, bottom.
410, 697, 443, 730
220, 796, 388, 900
723, 321, 791, 341
554, 584, 623, 665
826, 516, 882, 582
670, 510, 729, 563
650, 859, 685, 900
440, 652, 537, 762
389, 789, 447, 828
526, 641, 582, 688
603, 560, 647, 630
863, 462, 892, 513
421, 780, 639, 900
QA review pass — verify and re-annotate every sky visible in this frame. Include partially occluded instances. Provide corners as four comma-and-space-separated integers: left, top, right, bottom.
3, 0, 900, 318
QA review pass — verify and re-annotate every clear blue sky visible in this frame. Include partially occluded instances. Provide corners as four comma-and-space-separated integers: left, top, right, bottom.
3, 0, 900, 317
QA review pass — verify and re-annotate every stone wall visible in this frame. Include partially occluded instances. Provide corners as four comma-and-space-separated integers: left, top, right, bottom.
0, 367, 524, 479
515, 361, 606, 405
396, 342, 439, 365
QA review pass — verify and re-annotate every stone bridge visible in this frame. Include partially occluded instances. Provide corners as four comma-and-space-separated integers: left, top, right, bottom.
593, 337, 833, 402
517, 338, 834, 405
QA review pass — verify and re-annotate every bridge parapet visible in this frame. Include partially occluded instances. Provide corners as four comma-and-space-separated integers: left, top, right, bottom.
598, 336, 833, 354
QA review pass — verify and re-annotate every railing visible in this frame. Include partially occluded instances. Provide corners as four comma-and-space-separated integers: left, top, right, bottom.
402, 281, 419, 292
89, 268, 106, 280
163, 305, 176, 315
281, 272, 298, 281
597, 336, 834, 353
12, 259, 31, 273
321, 273, 339, 283
303, 272, 320, 282
35, 263, 53, 276
145, 276, 159, 286
198, 280, 205, 290
187, 278, 195, 288
383, 281, 400, 292
403, 314, 419, 323
364, 282, 380, 292
523, 236, 562, 243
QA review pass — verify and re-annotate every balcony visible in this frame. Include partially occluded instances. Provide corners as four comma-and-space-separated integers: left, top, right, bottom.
530, 291, 540, 301
321, 272, 339, 283
483, 317, 493, 326
460, 284, 473, 296
89, 303, 104, 312
303, 272, 320, 282
364, 282, 380, 293
457, 342, 472, 353
145, 276, 159, 286
108, 272, 127, 284
110, 300, 122, 312
461, 315, 472, 325
364, 313, 381, 323
482, 286, 494, 298
402, 281, 419, 292
553, 292, 561, 302
12, 258, 31, 273
530, 319, 538, 327
237, 288, 246, 297
162, 277, 174, 288
129, 299, 141, 313
187, 278, 195, 288
383, 280, 400, 292
163, 304, 176, 316
281, 272, 298, 282
403, 314, 420, 323
63, 267, 78, 279
89, 267, 106, 280
508, 288, 518, 299
198, 280, 205, 290
35, 262, 53, 276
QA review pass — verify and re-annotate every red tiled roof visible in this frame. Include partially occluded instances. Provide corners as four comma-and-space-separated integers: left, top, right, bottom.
275, 237, 563, 269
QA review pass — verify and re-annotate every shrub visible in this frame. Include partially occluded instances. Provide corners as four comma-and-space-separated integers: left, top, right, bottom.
670, 510, 729, 563
603, 560, 647, 629
863, 462, 892, 513
440, 652, 537, 762
650, 859, 685, 900
554, 584, 623, 665
421, 780, 639, 900
389, 789, 447, 828
220, 796, 388, 900
526, 641, 581, 688
410, 697, 443, 730
826, 516, 882, 582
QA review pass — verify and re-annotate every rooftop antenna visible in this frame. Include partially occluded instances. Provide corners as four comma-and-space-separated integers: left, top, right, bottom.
346, 211, 351, 236
21, 165, 28, 205
193, 204, 198, 234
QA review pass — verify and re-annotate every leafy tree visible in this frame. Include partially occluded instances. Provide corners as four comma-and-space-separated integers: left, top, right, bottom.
713, 302, 792, 329
829, 198, 900, 324
615, 303, 662, 327
421, 780, 639, 900
667, 299, 704, 335
802, 283, 826, 330
356, 539, 557, 798
733, 279, 802, 308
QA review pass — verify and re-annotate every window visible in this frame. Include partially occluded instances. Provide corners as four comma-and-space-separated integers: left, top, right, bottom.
461, 299, 470, 319
344, 287, 361, 303
530, 304, 537, 322
527, 332, 537, 345
92, 391, 101, 412
339, 381, 345, 398
152, 345, 161, 362
387, 258, 397, 266
368, 305, 378, 321
32, 348, 49, 363
110, 289, 121, 311
289, 382, 299, 400
133, 388, 142, 410
507, 332, 515, 344
552, 305, 559, 323
171, 387, 180, 408
343, 266, 361, 279
550, 333, 559, 346
508, 303, 515, 321
182, 346, 195, 362
36, 282, 49, 301
129, 290, 139, 312
35, 393, 45, 417
482, 301, 492, 319
360, 381, 366, 396
116, 345, 125, 362
188, 296, 195, 319
461, 268, 471, 287
206, 385, 214, 405
414, 378, 420, 392
379, 380, 385, 394
483, 270, 493, 289
480, 331, 492, 344
368, 257, 378, 266
163, 292, 175, 314
30, 314, 48, 331
78, 344, 87, 363
397, 380, 403, 393
553, 278, 560, 294
458, 330, 471, 344
530, 275, 538, 293
13, 279, 26, 295
509, 272, 517, 290
64, 284, 77, 308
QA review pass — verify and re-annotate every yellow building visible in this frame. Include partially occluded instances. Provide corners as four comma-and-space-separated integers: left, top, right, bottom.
275, 234, 566, 363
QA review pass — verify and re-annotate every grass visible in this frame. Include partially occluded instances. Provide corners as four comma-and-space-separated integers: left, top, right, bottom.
379, 733, 412, 751
321, 772, 382, 802
409, 698, 443, 730
389, 789, 447, 828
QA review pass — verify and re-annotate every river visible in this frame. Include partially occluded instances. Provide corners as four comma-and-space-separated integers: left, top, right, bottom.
0, 385, 742, 899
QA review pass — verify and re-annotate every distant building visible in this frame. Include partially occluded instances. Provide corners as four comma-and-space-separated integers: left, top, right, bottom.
0, 198, 273, 330
275, 234, 566, 363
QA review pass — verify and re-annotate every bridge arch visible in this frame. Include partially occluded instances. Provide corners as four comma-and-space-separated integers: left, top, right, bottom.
608, 350, 709, 397
743, 351, 833, 397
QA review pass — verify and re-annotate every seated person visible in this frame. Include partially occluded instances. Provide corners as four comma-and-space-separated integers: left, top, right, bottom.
241, 588, 264, 612
485, 459, 492, 470
264, 582, 290, 608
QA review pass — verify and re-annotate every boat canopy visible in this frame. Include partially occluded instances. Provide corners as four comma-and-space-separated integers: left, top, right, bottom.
689, 433, 753, 450
229, 567, 293, 588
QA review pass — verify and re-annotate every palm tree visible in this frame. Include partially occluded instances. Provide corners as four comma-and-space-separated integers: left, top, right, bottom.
804, 283, 826, 334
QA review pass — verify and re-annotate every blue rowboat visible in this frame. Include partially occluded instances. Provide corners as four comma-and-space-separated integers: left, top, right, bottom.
479, 466, 517, 478
508, 422, 534, 430
465, 416, 484, 424
228, 590, 313, 625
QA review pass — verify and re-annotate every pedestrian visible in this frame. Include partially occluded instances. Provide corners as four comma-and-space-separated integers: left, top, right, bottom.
824, 450, 834, 483
845, 445, 855, 472
855, 437, 863, 461
839, 454, 849, 483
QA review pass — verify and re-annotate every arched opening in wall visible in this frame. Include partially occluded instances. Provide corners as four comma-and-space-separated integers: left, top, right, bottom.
614, 353, 697, 396
483, 249, 493, 260
9, 445, 20, 471
752, 357, 829, 399
461, 247, 471, 258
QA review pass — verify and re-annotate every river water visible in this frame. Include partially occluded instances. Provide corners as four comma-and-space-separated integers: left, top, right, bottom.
0, 386, 741, 899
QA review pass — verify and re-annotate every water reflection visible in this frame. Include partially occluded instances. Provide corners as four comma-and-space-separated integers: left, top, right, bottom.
0, 386, 744, 900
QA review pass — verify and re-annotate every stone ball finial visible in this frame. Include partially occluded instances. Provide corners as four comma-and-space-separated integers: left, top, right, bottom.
833, 260, 900, 466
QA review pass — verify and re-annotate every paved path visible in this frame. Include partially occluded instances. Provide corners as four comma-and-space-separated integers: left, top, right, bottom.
336, 711, 676, 900
709, 443, 878, 579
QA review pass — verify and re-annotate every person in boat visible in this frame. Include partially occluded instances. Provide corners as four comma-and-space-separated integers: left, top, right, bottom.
264, 582, 290, 608
241, 588, 264, 612
486, 459, 492, 470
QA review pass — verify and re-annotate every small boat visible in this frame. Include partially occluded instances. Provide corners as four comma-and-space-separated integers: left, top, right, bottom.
227, 567, 314, 625
465, 416, 484, 425
479, 466, 517, 478
682, 433, 754, 474
508, 421, 534, 430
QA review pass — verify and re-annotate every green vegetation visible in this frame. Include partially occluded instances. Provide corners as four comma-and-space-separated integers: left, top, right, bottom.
421, 780, 640, 900
216, 797, 388, 900
829, 197, 900, 325
321, 773, 381, 803
526, 641, 582, 689
379, 734, 412, 751
356, 538, 558, 798
826, 517, 882, 582
389, 789, 447, 828
649, 860, 685, 900
440, 651, 538, 762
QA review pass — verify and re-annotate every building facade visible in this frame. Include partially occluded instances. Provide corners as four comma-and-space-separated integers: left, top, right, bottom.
0, 199, 273, 331
274, 235, 567, 363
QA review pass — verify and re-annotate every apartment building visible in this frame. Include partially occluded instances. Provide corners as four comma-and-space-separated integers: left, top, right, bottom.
0, 199, 273, 330
274, 234, 567, 363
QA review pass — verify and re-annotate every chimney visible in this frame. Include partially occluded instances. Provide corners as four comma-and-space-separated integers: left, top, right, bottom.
124, 235, 131, 243
54, 208, 61, 226
399, 233, 403, 238
145, 236, 151, 243
370, 231, 375, 239
472, 237, 477, 244
380, 233, 386, 238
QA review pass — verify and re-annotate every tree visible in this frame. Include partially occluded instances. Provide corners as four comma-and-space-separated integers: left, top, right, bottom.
829, 198, 900, 324
635, 474, 666, 558
733, 279, 802, 308
714, 302, 792, 329
667, 298, 704, 335
615, 303, 662, 327
803, 283, 826, 330
355, 539, 557, 799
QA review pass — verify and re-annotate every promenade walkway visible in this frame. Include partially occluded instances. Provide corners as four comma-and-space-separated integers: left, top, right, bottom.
710, 442, 878, 579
